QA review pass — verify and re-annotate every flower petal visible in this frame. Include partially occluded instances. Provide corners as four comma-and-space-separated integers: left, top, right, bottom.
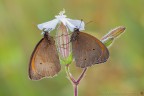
67, 19, 85, 31
37, 19, 59, 32
56, 17, 75, 32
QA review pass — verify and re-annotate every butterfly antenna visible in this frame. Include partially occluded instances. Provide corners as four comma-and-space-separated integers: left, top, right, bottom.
86, 21, 93, 25
78, 19, 83, 30
85, 20, 98, 29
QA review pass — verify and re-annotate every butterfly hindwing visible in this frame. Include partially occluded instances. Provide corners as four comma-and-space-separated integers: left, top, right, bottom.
29, 35, 61, 80
71, 31, 109, 68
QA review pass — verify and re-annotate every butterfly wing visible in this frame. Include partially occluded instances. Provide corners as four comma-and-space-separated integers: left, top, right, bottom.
29, 36, 61, 80
71, 31, 109, 68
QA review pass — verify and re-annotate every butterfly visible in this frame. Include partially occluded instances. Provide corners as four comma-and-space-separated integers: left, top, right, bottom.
71, 28, 109, 68
29, 32, 61, 80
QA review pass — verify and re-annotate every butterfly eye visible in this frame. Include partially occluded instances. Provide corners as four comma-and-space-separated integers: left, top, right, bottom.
42, 28, 46, 32
42, 28, 53, 33
74, 28, 79, 31
74, 28, 77, 31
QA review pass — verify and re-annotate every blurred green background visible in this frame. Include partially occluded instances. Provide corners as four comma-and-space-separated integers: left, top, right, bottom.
0, 0, 144, 96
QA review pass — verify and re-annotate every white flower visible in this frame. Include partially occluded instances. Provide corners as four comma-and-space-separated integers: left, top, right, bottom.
37, 10, 85, 33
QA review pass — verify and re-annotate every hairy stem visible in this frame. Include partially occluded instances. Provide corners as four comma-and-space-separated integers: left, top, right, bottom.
65, 65, 87, 96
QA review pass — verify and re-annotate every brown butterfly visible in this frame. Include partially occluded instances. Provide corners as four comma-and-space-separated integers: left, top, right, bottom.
29, 32, 61, 80
71, 28, 109, 68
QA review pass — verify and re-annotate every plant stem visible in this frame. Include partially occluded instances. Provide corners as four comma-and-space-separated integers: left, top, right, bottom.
65, 64, 76, 83
77, 68, 87, 83
65, 65, 87, 96
74, 84, 78, 96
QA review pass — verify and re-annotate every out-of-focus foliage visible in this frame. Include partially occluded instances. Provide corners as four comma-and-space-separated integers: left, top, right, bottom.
0, 0, 144, 96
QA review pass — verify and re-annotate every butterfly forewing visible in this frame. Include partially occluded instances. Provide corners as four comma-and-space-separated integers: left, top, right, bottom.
29, 35, 61, 80
71, 31, 109, 68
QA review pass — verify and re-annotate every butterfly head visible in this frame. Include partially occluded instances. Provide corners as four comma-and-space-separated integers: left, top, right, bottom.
74, 28, 79, 32
42, 28, 53, 37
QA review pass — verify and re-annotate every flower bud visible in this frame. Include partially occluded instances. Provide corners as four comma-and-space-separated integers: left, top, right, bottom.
56, 23, 73, 65
101, 26, 126, 47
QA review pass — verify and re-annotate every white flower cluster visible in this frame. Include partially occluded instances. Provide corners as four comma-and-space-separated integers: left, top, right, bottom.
37, 10, 85, 33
